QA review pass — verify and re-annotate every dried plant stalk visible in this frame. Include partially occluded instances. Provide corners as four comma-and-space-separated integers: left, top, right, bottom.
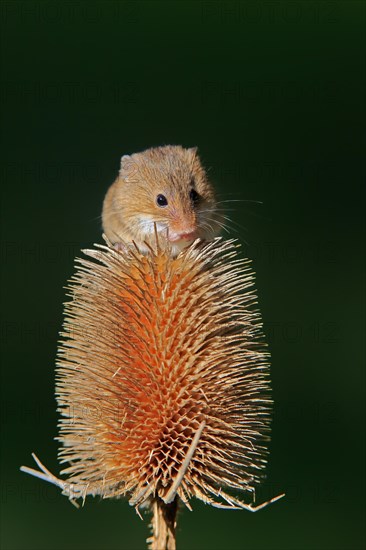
21, 236, 283, 549
148, 497, 178, 550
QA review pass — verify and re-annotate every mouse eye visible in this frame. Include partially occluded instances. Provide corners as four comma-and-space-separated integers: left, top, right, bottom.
190, 188, 200, 204
156, 194, 168, 207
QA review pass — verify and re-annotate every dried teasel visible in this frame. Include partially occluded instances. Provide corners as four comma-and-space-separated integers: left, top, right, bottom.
21, 236, 283, 549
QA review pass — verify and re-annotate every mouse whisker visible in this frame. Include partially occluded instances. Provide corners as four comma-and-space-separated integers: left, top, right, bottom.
203, 214, 244, 237
215, 199, 263, 205
207, 207, 249, 214
223, 216, 249, 234
199, 217, 231, 236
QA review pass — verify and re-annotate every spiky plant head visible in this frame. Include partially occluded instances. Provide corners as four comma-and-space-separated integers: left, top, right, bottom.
55, 237, 272, 510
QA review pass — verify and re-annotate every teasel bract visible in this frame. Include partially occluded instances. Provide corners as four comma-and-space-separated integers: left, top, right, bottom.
21, 236, 283, 549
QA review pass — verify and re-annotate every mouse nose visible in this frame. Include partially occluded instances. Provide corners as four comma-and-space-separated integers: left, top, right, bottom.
168, 229, 197, 242
179, 230, 197, 241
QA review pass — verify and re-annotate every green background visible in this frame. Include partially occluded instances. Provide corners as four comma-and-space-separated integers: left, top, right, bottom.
1, 1, 365, 549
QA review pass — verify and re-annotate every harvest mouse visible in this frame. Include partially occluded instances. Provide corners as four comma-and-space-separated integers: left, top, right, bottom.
102, 145, 223, 256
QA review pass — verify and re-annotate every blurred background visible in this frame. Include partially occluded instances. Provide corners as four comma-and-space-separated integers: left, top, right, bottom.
1, 1, 364, 549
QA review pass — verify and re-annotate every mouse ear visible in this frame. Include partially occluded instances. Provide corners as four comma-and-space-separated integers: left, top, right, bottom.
187, 146, 198, 157
120, 155, 131, 172
120, 154, 138, 182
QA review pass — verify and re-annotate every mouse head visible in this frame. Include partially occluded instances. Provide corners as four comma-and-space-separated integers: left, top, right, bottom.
118, 145, 220, 254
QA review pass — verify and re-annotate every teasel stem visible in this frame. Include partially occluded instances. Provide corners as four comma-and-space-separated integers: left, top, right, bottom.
148, 497, 178, 550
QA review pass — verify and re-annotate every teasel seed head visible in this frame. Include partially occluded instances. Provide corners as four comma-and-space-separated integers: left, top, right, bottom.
21, 234, 285, 550
49, 236, 273, 513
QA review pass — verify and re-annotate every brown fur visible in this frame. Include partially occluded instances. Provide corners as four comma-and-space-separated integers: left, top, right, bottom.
102, 145, 222, 255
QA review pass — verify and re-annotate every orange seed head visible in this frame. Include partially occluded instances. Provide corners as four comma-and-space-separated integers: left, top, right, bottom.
55, 237, 272, 510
